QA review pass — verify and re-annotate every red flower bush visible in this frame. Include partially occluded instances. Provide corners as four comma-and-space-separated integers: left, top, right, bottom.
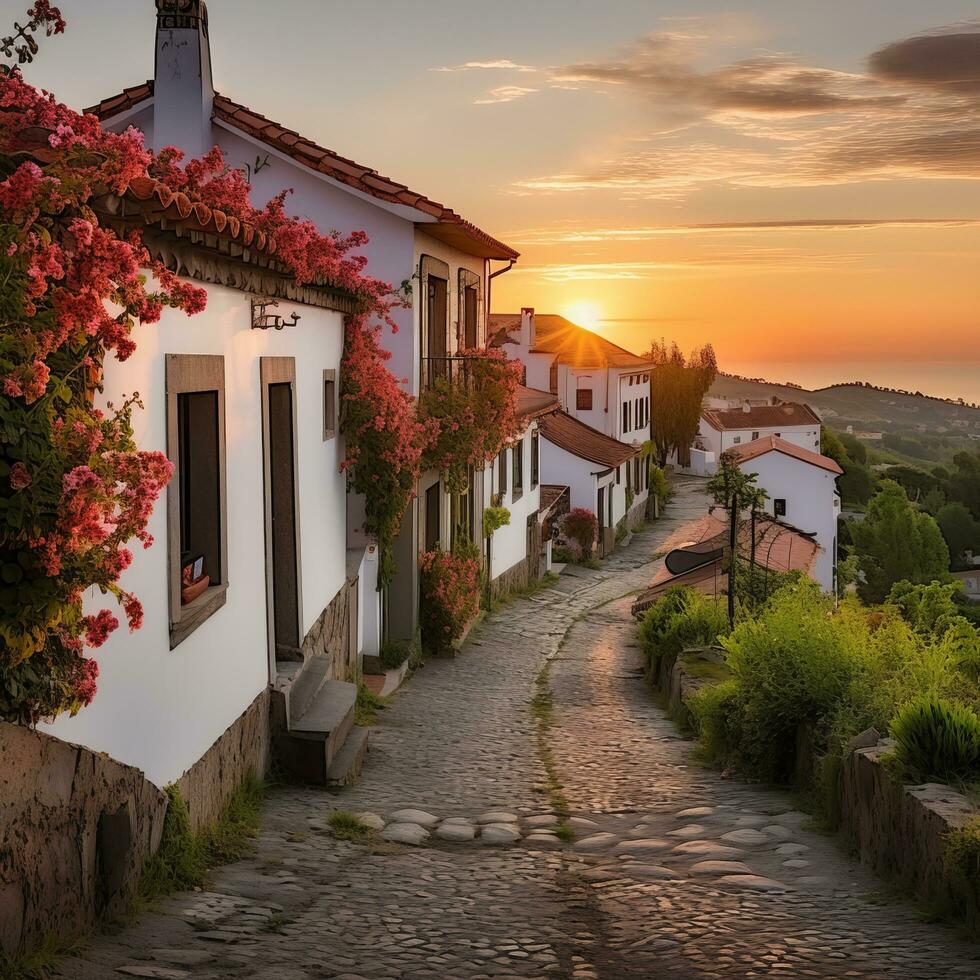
419, 547, 481, 654
419, 346, 524, 493
0, 8, 407, 721
560, 508, 599, 559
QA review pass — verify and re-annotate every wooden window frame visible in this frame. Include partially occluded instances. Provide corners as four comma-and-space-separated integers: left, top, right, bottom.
531, 431, 540, 489
576, 388, 593, 411
458, 268, 481, 350
166, 354, 229, 649
498, 448, 508, 501
323, 368, 337, 440
420, 254, 450, 375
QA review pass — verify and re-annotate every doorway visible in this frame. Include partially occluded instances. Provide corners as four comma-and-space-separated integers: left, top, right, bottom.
261, 358, 303, 675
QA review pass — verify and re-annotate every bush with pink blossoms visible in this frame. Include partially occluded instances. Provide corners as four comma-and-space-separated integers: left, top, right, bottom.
419, 545, 481, 655
560, 508, 599, 560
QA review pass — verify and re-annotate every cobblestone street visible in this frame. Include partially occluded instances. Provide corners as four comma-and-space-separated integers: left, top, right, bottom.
69, 479, 980, 980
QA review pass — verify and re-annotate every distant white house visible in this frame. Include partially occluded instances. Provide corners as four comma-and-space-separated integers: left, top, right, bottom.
728, 436, 843, 593
489, 309, 653, 446
537, 410, 647, 555
700, 399, 823, 457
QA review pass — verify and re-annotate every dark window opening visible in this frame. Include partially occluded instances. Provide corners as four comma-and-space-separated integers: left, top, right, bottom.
549, 362, 558, 394
426, 275, 448, 361
531, 431, 539, 488
323, 369, 336, 440
463, 285, 478, 349
498, 448, 508, 499
425, 483, 441, 552
576, 388, 593, 411
512, 442, 524, 497
178, 390, 222, 586
774, 498, 787, 517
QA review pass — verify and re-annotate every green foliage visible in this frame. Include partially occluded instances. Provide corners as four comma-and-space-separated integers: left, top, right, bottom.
355, 684, 388, 726
482, 505, 511, 538
647, 340, 718, 467
139, 776, 264, 900
944, 819, 980, 880
638, 586, 729, 676
379, 638, 412, 670
0, 934, 87, 980
687, 580, 978, 787
823, 429, 875, 505
648, 463, 669, 508
890, 698, 980, 784
936, 502, 980, 570
326, 810, 376, 843
850, 480, 950, 602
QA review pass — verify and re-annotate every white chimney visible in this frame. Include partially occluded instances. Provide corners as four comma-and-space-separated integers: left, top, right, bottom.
520, 307, 535, 350
153, 0, 214, 158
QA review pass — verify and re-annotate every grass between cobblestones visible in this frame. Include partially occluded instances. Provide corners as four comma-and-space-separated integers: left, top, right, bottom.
531, 650, 573, 838
325, 810, 377, 843
138, 774, 265, 901
0, 934, 87, 980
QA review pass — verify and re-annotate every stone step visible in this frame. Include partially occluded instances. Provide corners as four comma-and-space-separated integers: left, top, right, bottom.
326, 725, 370, 788
281, 655, 333, 729
273, 679, 356, 784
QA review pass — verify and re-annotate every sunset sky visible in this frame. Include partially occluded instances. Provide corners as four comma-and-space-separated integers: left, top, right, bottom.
10, 1, 980, 398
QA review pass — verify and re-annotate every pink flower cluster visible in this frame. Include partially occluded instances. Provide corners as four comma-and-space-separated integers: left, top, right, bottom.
419, 549, 481, 653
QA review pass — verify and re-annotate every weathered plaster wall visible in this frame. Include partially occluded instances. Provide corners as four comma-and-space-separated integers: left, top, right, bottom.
0, 723, 167, 958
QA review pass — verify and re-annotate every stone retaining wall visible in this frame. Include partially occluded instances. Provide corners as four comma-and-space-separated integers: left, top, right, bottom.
301, 580, 358, 684
838, 738, 979, 931
176, 688, 271, 832
0, 723, 167, 958
652, 645, 728, 728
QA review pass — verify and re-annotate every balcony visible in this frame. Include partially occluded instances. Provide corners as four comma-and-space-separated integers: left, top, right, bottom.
420, 355, 479, 391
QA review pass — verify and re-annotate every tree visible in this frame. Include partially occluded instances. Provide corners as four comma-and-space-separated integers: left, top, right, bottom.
947, 450, 980, 521
935, 501, 980, 570
647, 340, 717, 467
822, 428, 874, 505
707, 452, 762, 626
882, 465, 937, 503
849, 481, 950, 603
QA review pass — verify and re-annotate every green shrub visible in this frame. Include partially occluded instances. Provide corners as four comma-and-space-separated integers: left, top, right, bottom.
688, 678, 741, 764
890, 698, 980, 785
638, 586, 728, 675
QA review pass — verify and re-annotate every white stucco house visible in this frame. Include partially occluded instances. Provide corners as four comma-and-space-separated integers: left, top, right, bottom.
40, 161, 367, 818
89, 0, 522, 655
537, 410, 647, 556
699, 399, 823, 458
489, 309, 653, 446
728, 436, 843, 593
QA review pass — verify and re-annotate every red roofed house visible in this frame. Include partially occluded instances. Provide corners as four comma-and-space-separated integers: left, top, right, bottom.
699, 398, 823, 459
727, 436, 843, 592
490, 310, 653, 447
537, 410, 646, 555
90, 1, 521, 658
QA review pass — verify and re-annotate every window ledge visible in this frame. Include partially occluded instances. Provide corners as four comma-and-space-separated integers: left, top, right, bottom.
170, 582, 228, 650
512, 489, 524, 503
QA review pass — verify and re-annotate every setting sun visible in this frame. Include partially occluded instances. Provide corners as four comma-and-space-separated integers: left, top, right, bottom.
561, 300, 604, 333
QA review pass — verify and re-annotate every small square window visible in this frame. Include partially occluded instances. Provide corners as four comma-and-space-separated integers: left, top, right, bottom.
733, 435, 741, 444
577, 388, 593, 411
774, 498, 787, 517
323, 369, 336, 440
751, 430, 759, 441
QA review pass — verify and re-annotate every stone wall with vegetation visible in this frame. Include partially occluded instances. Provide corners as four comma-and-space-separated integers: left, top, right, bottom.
839, 738, 979, 932
300, 580, 357, 682
652, 645, 729, 729
0, 723, 168, 958
176, 689, 271, 833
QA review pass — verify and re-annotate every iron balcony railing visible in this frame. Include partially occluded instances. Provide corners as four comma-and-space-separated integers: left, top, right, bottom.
421, 355, 480, 391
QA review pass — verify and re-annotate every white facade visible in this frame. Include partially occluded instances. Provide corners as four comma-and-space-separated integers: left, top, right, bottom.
503, 310, 651, 446
699, 416, 820, 457
42, 281, 349, 787
485, 423, 543, 580
734, 450, 841, 592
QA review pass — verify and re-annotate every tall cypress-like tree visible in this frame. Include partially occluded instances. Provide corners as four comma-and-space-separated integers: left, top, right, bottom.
647, 341, 717, 466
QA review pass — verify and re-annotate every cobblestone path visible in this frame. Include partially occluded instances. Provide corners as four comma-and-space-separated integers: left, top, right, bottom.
68, 479, 980, 980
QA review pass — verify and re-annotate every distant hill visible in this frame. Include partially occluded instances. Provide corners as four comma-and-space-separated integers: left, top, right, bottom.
709, 373, 980, 465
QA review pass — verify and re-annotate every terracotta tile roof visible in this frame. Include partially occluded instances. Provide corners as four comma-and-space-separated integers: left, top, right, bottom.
631, 510, 821, 616
538, 410, 641, 468
85, 83, 518, 261
728, 435, 843, 476
516, 385, 559, 421
489, 313, 651, 370
701, 401, 822, 432
539, 484, 569, 515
